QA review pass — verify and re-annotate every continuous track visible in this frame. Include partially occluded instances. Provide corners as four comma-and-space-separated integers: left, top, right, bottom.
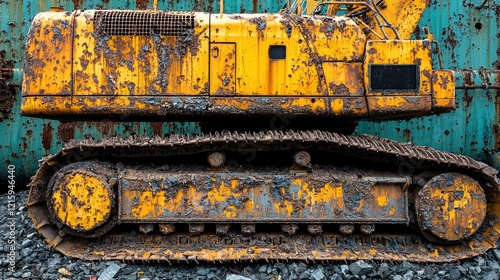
27, 130, 500, 262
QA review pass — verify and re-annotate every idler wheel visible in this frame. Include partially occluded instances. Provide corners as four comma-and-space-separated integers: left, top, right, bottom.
47, 161, 117, 237
415, 173, 486, 242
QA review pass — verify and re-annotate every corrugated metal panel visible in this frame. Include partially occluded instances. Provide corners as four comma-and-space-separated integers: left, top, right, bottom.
356, 1, 500, 168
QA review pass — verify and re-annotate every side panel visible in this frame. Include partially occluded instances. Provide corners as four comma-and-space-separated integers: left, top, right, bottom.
22, 12, 371, 119
363, 40, 434, 116
209, 14, 366, 96
23, 11, 73, 96
73, 11, 210, 96
210, 43, 236, 95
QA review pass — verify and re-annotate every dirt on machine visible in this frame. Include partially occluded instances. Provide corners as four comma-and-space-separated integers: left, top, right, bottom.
22, 0, 500, 262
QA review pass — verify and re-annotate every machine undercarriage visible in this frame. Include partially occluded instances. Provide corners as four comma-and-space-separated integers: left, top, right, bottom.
27, 130, 500, 262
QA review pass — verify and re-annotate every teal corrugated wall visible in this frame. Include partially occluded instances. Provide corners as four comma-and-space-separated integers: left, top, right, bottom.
0, 0, 498, 183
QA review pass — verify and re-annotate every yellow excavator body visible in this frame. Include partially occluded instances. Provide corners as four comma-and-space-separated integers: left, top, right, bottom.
22, 9, 453, 119
21, 1, 500, 263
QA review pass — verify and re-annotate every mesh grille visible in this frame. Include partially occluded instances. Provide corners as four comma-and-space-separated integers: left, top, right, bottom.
94, 11, 195, 36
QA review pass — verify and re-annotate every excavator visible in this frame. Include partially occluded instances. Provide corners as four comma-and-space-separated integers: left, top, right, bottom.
22, 0, 500, 262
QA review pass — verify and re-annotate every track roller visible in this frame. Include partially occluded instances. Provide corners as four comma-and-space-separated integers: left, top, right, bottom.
242, 224, 256, 235
159, 224, 175, 235
281, 224, 299, 235
339, 224, 355, 234
216, 224, 230, 235
293, 151, 312, 169
360, 224, 375, 234
208, 152, 226, 169
139, 224, 154, 234
189, 224, 205, 234
307, 224, 322, 234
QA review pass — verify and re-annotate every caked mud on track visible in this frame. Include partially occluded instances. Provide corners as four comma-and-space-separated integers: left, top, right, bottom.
26, 130, 500, 262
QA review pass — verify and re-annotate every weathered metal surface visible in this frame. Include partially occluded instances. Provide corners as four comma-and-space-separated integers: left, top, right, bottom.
356, 1, 500, 168
119, 169, 408, 223
22, 9, 454, 122
26, 130, 500, 261
415, 173, 487, 242
1, 0, 289, 184
316, 0, 427, 40
0, 50, 15, 119
47, 161, 116, 234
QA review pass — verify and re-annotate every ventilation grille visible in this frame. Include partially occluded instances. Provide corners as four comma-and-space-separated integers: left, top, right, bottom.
94, 11, 195, 36
369, 65, 419, 91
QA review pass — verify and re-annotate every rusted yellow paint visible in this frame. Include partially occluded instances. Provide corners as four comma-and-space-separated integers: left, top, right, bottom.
320, 0, 427, 40
376, 194, 389, 207
322, 62, 364, 96
330, 99, 345, 115
52, 173, 111, 231
210, 43, 236, 95
364, 40, 432, 96
431, 70, 455, 111
22, 9, 448, 121
72, 11, 210, 96
417, 173, 487, 241
370, 0, 428, 40
389, 205, 395, 215
23, 11, 73, 96
367, 96, 432, 116
210, 13, 366, 96
305, 0, 322, 15
429, 182, 481, 231
120, 172, 408, 223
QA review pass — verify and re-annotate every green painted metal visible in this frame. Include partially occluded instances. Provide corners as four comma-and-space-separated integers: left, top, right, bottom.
1, 0, 498, 183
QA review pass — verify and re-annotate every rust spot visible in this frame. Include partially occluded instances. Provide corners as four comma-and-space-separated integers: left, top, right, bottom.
151, 122, 163, 136
403, 129, 411, 140
443, 27, 458, 60
57, 122, 77, 143
249, 16, 267, 38
252, 0, 258, 13
329, 83, 349, 95
444, 130, 450, 136
42, 122, 54, 150
463, 91, 473, 109
86, 122, 113, 136
136, 0, 150, 9
0, 50, 15, 119
72, 0, 84, 9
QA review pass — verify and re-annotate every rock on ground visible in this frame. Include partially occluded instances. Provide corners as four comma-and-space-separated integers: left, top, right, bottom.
2, 189, 500, 280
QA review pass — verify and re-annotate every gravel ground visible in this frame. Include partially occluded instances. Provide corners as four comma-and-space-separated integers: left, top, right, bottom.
2, 189, 500, 280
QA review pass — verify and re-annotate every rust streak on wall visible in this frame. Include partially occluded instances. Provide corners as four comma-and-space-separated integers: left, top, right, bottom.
72, 0, 84, 9
42, 122, 53, 151
57, 122, 77, 143
136, 0, 150, 10
0, 50, 15, 119
151, 122, 163, 136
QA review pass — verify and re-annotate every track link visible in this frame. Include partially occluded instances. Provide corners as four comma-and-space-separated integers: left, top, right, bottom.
27, 130, 500, 262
